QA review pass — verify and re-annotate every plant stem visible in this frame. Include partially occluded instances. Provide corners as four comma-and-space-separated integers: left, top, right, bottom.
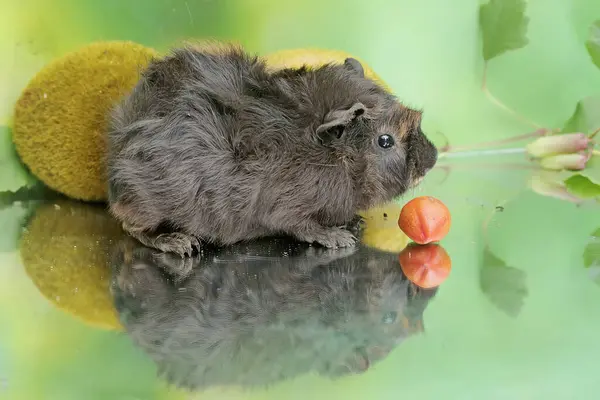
434, 162, 539, 171
438, 147, 527, 159
439, 129, 547, 154
440, 149, 521, 158
482, 62, 543, 130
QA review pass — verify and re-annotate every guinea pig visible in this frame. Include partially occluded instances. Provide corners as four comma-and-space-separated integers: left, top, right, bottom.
106, 43, 438, 257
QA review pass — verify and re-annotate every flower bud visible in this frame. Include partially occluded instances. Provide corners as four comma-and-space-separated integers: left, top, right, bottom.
525, 133, 591, 158
539, 152, 590, 171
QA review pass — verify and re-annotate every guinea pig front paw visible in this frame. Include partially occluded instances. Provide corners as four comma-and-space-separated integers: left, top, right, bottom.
298, 226, 358, 249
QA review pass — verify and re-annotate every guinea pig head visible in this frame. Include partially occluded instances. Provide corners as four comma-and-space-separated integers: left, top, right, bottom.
312, 58, 438, 210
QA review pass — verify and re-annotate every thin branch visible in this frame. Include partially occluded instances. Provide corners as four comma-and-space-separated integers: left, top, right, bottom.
482, 62, 543, 130
434, 162, 540, 171
439, 148, 527, 159
439, 129, 547, 154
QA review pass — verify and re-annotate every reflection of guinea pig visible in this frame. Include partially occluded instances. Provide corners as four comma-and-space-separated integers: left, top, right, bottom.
110, 236, 438, 391
106, 43, 438, 257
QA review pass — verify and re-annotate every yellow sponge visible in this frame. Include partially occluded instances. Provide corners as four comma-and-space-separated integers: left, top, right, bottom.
264, 48, 392, 93
12, 41, 158, 202
359, 203, 410, 253
20, 199, 125, 330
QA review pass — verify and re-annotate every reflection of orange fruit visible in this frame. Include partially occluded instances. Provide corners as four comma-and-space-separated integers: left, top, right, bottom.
398, 243, 451, 289
264, 48, 391, 92
398, 196, 451, 244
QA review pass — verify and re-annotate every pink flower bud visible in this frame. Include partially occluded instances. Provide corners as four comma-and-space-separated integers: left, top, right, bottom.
539, 152, 591, 171
525, 133, 591, 158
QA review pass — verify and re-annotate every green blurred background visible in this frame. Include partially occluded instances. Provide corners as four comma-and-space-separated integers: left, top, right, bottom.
2, 0, 600, 399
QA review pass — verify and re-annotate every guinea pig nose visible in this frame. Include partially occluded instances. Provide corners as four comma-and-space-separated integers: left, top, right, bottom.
423, 143, 438, 171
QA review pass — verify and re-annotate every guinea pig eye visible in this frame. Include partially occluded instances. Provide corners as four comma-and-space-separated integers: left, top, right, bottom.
377, 134, 395, 149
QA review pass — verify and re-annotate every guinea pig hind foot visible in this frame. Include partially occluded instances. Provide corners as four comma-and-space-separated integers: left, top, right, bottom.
122, 222, 201, 258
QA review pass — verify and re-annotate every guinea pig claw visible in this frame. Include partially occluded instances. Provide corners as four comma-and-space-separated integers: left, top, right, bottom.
154, 232, 201, 258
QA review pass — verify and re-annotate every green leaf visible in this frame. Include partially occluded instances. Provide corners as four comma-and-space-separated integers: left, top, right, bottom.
0, 184, 57, 252
561, 155, 600, 188
583, 228, 600, 268
561, 96, 600, 134
0, 197, 37, 253
586, 20, 600, 70
584, 229, 600, 287
580, 151, 600, 184
479, 0, 530, 61
0, 126, 38, 193
564, 174, 600, 199
479, 246, 528, 317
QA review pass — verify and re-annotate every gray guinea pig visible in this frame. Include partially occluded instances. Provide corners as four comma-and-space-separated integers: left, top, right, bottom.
106, 43, 438, 257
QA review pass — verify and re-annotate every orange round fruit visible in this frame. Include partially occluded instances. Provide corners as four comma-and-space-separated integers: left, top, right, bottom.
398, 243, 451, 289
398, 196, 451, 244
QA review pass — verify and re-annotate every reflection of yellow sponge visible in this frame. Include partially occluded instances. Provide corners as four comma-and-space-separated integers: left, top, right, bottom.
20, 199, 124, 330
12, 41, 158, 202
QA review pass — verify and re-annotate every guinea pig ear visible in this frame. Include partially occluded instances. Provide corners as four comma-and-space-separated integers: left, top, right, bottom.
316, 123, 345, 145
316, 102, 366, 145
343, 58, 365, 78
